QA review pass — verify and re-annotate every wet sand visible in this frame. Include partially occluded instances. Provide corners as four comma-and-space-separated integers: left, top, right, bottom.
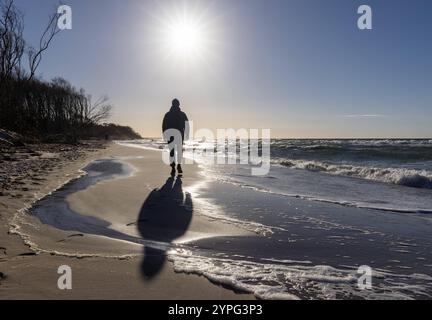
0, 143, 254, 299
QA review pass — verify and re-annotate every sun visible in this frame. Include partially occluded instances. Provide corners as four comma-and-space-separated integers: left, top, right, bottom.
148, 1, 218, 66
145, 1, 221, 68
165, 18, 205, 58
161, 13, 208, 63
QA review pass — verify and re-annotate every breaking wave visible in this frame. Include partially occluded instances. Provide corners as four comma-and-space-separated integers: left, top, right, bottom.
278, 159, 432, 189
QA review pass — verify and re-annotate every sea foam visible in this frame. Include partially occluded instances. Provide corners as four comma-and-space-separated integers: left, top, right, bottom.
278, 159, 432, 189
168, 250, 432, 300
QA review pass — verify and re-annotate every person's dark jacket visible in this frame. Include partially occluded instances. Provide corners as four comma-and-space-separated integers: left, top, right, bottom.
162, 106, 189, 141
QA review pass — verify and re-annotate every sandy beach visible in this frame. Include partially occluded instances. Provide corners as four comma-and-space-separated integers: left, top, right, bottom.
0, 143, 254, 299
2, 139, 432, 300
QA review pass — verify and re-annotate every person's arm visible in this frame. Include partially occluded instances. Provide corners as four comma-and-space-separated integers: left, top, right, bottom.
162, 113, 170, 142
162, 114, 168, 134
183, 113, 190, 141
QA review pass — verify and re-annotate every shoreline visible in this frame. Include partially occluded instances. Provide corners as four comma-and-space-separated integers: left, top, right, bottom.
0, 142, 255, 299
4, 140, 431, 299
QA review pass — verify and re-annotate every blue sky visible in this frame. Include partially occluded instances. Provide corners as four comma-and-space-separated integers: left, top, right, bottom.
13, 0, 432, 138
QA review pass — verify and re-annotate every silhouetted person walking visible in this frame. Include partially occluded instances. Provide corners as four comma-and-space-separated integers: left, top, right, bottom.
162, 99, 189, 176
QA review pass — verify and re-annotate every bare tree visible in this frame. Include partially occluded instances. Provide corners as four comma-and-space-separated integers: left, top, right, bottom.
0, 1, 121, 143
0, 0, 60, 80
27, 8, 61, 81
85, 95, 113, 125
0, 0, 25, 79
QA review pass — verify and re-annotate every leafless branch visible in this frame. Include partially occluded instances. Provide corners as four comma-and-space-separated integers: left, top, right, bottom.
0, 0, 25, 78
27, 9, 61, 81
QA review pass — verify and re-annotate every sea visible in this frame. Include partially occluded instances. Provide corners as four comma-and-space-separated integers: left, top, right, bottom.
123, 138, 432, 213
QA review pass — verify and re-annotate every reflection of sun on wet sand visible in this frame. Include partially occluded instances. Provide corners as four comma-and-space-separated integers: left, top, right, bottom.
0, 143, 253, 299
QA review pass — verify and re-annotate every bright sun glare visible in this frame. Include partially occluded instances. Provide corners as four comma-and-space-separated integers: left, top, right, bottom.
154, 4, 215, 65
166, 18, 205, 57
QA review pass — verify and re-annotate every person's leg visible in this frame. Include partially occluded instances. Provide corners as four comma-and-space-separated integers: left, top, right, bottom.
177, 163, 183, 175
177, 141, 184, 174
168, 137, 176, 176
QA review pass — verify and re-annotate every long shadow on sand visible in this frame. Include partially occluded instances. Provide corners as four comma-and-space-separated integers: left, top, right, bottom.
138, 176, 193, 279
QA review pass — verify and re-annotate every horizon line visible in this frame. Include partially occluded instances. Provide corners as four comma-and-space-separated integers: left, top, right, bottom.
137, 136, 432, 140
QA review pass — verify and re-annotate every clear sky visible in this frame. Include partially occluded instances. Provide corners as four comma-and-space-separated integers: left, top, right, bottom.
13, 0, 432, 138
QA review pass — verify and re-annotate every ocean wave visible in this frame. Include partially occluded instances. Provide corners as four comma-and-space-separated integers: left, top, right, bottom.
168, 250, 432, 300
277, 159, 432, 189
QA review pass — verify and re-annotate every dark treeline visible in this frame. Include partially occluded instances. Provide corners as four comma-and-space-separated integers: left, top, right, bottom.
0, 0, 141, 143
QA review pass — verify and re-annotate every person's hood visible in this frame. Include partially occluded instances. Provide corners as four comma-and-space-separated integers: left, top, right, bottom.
170, 105, 181, 112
